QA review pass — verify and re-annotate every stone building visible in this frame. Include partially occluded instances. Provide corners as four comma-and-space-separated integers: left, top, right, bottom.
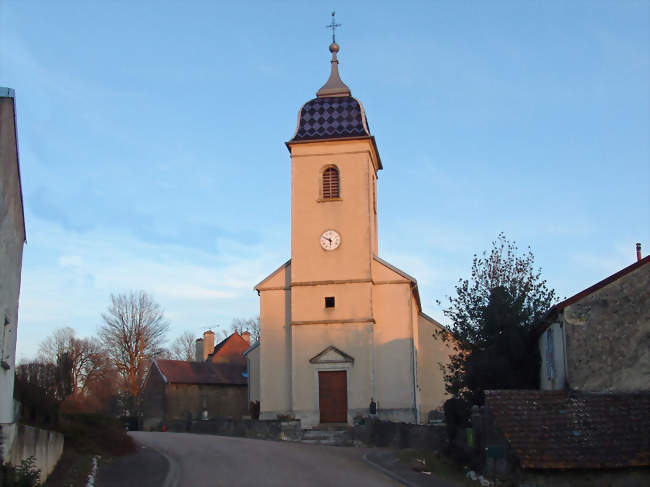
250, 41, 453, 428
0, 87, 26, 459
538, 251, 650, 392
140, 359, 247, 430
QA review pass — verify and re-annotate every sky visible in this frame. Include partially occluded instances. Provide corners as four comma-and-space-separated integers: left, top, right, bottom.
1, 1, 648, 362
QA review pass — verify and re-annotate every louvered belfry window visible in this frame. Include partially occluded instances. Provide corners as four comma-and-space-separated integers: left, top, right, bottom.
322, 166, 340, 199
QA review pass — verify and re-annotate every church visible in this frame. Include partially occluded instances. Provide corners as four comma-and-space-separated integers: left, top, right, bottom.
248, 37, 453, 428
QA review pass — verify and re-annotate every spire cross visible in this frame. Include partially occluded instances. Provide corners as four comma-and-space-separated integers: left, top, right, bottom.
326, 11, 341, 43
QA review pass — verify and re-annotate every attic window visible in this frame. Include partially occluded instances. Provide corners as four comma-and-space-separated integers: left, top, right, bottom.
324, 297, 335, 308
322, 166, 340, 199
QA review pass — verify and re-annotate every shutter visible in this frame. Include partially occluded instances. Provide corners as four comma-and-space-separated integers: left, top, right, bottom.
322, 167, 339, 199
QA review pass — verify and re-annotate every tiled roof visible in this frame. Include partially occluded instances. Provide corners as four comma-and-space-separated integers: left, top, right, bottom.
207, 332, 249, 366
291, 96, 370, 141
154, 359, 246, 385
485, 390, 650, 469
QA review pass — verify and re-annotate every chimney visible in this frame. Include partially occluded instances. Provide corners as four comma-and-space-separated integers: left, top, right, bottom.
636, 243, 642, 262
241, 331, 251, 344
203, 330, 215, 361
195, 338, 204, 362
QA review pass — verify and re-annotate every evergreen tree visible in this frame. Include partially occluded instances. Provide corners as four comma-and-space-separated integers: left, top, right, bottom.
439, 233, 557, 405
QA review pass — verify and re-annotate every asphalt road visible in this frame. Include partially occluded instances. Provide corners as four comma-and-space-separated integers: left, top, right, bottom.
128, 431, 401, 487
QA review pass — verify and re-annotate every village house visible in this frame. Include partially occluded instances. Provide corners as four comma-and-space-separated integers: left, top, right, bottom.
471, 249, 650, 484
140, 331, 251, 430
538, 249, 650, 392
249, 40, 453, 429
139, 359, 247, 431
0, 87, 25, 461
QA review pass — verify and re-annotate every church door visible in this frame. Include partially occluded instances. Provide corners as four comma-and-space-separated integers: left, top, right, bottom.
318, 371, 347, 423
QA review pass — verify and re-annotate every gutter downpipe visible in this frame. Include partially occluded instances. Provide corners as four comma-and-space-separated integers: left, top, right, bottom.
409, 282, 419, 424
561, 313, 569, 389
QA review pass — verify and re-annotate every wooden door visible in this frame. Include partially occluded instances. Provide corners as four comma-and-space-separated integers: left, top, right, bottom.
318, 371, 347, 423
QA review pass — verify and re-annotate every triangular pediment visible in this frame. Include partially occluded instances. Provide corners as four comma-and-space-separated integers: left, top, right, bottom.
309, 346, 354, 364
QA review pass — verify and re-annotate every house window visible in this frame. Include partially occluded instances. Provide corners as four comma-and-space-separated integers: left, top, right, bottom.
545, 328, 555, 380
322, 166, 340, 199
324, 297, 335, 308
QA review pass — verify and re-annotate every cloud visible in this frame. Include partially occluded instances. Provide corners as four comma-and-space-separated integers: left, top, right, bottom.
15, 215, 280, 362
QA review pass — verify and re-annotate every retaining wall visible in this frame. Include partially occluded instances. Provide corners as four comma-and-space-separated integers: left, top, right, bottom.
164, 416, 447, 450
1, 422, 64, 484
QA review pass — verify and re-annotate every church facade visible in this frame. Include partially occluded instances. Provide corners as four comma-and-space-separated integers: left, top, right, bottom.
253, 41, 452, 428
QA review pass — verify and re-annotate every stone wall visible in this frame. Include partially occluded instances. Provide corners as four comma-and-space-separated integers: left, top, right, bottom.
1, 423, 64, 485
165, 383, 248, 421
563, 262, 650, 392
164, 416, 447, 450
166, 418, 303, 441
350, 418, 448, 450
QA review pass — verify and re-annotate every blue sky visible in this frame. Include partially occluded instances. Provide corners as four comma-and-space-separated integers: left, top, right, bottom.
2, 1, 648, 361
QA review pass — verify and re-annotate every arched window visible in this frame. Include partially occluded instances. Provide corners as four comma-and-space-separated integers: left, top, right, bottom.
322, 166, 340, 199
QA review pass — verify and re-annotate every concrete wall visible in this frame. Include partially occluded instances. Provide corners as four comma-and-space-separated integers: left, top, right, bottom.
1, 423, 63, 485
246, 345, 260, 404
257, 262, 292, 419
417, 314, 452, 422
289, 139, 379, 284
563, 262, 650, 391
372, 278, 417, 423
291, 322, 372, 428
0, 93, 25, 425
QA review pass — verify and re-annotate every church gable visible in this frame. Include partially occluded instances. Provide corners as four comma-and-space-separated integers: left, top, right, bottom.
372, 255, 414, 283
255, 259, 291, 291
309, 346, 354, 364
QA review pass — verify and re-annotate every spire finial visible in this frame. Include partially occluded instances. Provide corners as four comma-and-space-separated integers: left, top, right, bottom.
326, 11, 341, 43
317, 11, 351, 98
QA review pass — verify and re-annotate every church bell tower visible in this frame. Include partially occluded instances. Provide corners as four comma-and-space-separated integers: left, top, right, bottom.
287, 40, 383, 315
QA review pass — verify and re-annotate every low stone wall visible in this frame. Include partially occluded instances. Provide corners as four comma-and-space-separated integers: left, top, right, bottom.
165, 416, 447, 450
1, 422, 64, 484
166, 418, 302, 441
348, 418, 448, 450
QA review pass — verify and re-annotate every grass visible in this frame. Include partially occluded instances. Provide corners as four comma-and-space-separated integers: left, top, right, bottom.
395, 449, 475, 486
43, 414, 136, 487
43, 451, 93, 487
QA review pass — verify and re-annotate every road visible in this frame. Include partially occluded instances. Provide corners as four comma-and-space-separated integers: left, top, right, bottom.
129, 431, 401, 487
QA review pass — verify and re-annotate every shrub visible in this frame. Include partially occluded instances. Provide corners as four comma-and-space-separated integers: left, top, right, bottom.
1, 457, 41, 487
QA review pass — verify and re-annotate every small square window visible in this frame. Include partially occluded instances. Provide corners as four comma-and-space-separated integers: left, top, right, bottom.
324, 297, 335, 308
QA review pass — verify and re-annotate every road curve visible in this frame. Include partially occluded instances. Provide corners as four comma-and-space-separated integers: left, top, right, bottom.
129, 431, 400, 487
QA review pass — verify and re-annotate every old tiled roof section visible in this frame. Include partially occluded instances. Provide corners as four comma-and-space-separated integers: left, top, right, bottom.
291, 96, 370, 141
485, 390, 650, 469
155, 359, 246, 385
207, 332, 248, 366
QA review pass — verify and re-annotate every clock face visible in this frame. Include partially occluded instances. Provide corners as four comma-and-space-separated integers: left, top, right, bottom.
320, 230, 341, 251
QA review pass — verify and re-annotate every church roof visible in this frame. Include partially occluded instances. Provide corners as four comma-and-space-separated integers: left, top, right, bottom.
289, 42, 373, 144
291, 96, 371, 142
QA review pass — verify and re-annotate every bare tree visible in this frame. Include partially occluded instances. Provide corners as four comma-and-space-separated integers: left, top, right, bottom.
99, 291, 169, 399
38, 327, 107, 395
222, 316, 260, 342
169, 331, 196, 361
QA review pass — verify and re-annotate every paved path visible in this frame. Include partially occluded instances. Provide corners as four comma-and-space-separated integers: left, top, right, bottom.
129, 431, 401, 487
